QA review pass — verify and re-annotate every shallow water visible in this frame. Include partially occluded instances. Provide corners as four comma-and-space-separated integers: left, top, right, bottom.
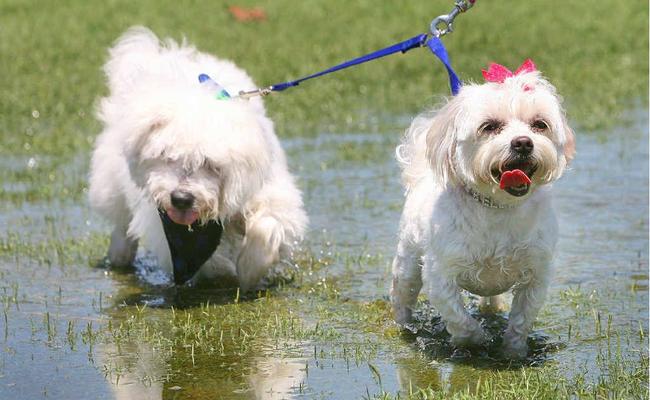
0, 113, 647, 399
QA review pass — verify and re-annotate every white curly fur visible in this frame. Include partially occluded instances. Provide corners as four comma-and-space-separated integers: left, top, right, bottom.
390, 69, 575, 358
89, 27, 307, 291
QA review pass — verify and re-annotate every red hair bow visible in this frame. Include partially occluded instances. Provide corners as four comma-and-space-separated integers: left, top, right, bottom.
482, 59, 536, 83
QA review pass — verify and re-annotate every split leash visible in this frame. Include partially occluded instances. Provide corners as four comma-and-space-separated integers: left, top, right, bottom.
205, 0, 476, 100
177, 1, 475, 286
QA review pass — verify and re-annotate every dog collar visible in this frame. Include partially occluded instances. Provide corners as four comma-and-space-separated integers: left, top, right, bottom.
458, 181, 515, 210
158, 209, 224, 285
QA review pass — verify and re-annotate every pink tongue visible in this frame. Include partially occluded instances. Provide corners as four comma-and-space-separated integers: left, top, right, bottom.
166, 208, 199, 225
499, 169, 531, 190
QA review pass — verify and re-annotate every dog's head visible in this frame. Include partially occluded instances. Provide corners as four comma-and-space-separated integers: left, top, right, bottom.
114, 82, 273, 225
426, 60, 575, 206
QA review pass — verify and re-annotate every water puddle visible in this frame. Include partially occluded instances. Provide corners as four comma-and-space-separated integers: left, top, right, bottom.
0, 113, 647, 398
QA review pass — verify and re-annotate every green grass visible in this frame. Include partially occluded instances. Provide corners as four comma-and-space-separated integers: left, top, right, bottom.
1, 0, 647, 208
0, 0, 647, 160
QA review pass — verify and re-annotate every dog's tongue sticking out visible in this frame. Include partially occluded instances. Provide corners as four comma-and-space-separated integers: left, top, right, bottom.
166, 208, 199, 225
499, 169, 531, 190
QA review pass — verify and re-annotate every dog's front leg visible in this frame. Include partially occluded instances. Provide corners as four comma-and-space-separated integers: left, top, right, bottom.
236, 216, 283, 292
108, 223, 138, 268
390, 239, 422, 324
503, 275, 549, 358
427, 260, 487, 347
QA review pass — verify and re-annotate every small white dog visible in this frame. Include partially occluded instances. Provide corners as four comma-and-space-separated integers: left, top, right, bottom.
390, 60, 575, 358
89, 27, 307, 290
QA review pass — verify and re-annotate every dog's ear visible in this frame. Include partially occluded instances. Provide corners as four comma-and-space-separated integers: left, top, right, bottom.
563, 122, 576, 164
216, 118, 274, 218
425, 103, 458, 185
125, 116, 169, 161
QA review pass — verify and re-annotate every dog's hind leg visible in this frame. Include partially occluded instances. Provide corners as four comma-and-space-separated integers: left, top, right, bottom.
479, 295, 508, 313
390, 239, 422, 324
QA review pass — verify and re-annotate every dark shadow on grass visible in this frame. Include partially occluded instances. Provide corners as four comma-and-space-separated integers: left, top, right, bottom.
400, 301, 565, 370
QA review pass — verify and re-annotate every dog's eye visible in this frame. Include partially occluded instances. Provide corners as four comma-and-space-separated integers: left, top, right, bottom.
479, 120, 503, 135
202, 161, 221, 175
531, 119, 549, 132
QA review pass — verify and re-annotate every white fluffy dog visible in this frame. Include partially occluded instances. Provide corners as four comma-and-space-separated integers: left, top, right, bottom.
390, 60, 575, 358
89, 27, 307, 290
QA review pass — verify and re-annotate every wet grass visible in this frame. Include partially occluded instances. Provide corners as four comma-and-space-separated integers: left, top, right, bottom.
0, 227, 647, 398
0, 1, 648, 399
375, 351, 649, 399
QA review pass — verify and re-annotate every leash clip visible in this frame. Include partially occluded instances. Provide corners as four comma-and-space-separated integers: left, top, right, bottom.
236, 86, 273, 99
430, 0, 475, 38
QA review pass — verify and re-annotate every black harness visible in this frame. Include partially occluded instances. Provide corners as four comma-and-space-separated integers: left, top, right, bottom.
158, 209, 224, 285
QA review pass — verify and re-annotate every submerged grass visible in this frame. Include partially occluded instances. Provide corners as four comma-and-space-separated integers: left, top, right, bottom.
375, 352, 649, 399
1, 230, 646, 398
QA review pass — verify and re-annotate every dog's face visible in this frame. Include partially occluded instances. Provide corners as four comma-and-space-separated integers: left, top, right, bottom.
426, 68, 575, 205
119, 85, 273, 225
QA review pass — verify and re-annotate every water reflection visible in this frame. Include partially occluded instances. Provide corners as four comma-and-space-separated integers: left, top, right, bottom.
99, 340, 306, 400
93, 113, 648, 398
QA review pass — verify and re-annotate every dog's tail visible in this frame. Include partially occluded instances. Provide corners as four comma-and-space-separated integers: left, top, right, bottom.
395, 111, 435, 190
103, 26, 167, 96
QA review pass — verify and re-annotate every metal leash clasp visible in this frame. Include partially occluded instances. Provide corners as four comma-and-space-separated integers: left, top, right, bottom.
235, 86, 273, 99
430, 0, 475, 38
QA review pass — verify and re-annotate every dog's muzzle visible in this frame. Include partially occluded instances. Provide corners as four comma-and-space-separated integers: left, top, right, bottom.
158, 209, 223, 285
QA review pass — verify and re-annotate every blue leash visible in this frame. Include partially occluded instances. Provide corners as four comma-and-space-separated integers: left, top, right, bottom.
181, 2, 475, 286
426, 36, 461, 95
270, 34, 461, 95
203, 1, 476, 100
270, 33, 427, 91
228, 34, 462, 99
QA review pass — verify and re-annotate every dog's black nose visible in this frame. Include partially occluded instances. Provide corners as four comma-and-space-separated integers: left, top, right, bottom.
170, 190, 194, 210
511, 136, 534, 155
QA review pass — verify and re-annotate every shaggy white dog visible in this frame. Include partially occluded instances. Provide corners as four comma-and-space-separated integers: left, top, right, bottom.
89, 27, 307, 290
390, 60, 575, 358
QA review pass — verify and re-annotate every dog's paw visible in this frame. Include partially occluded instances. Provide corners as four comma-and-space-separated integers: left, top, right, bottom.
236, 244, 277, 292
107, 228, 138, 268
391, 304, 413, 325
502, 332, 529, 359
502, 340, 528, 359
503, 326, 529, 359
107, 241, 137, 268
451, 326, 490, 348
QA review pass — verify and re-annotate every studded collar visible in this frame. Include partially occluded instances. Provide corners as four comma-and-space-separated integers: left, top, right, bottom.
458, 180, 516, 210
